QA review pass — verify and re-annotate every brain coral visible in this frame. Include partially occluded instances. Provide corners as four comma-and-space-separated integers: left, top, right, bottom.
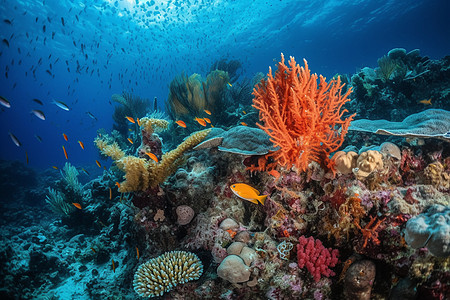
133, 251, 203, 297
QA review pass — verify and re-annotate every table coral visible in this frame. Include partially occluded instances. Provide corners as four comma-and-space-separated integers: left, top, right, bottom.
252, 53, 355, 173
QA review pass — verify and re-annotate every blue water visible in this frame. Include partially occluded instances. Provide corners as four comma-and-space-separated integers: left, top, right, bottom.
0, 0, 449, 169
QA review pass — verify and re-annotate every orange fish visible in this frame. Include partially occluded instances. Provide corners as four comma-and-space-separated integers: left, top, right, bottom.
52, 166, 58, 169
95, 160, 101, 168
127, 138, 133, 144
240, 122, 247, 126
175, 120, 186, 128
91, 247, 96, 253
62, 133, 68, 141
136, 247, 140, 259
227, 82, 232, 87
195, 117, 207, 127
242, 111, 247, 114
204, 117, 211, 123
62, 145, 68, 160
109, 187, 112, 200
204, 109, 211, 115
136, 118, 141, 126
145, 152, 158, 162
419, 98, 432, 105
112, 259, 116, 273
115, 182, 121, 188
26, 151, 29, 164
230, 183, 267, 205
125, 116, 135, 123
78, 140, 85, 150
72, 202, 82, 209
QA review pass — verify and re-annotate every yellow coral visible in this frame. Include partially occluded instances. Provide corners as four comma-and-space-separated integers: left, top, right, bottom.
424, 162, 450, 190
94, 120, 211, 192
94, 138, 125, 161
139, 117, 169, 135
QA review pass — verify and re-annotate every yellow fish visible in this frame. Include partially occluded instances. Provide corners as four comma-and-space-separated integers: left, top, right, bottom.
419, 98, 432, 105
230, 183, 267, 205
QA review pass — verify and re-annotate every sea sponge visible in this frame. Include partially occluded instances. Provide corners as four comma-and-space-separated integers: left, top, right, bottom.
217, 255, 251, 284
133, 251, 203, 298
332, 151, 358, 174
353, 150, 383, 178
404, 204, 450, 257
424, 162, 450, 190
176, 205, 195, 225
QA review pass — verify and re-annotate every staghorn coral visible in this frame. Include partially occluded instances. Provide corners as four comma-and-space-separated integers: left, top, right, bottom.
133, 251, 203, 298
252, 53, 355, 173
95, 118, 210, 192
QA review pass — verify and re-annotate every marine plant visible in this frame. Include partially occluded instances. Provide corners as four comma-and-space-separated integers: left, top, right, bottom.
60, 162, 82, 194
210, 58, 242, 83
252, 53, 355, 173
376, 55, 398, 81
45, 187, 75, 216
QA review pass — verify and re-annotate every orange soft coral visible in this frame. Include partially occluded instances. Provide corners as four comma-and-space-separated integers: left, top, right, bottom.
252, 54, 355, 172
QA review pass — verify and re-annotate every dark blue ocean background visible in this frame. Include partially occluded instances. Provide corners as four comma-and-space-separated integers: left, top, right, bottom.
0, 0, 449, 170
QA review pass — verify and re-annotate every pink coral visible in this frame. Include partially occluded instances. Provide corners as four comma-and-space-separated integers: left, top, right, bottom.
296, 236, 339, 282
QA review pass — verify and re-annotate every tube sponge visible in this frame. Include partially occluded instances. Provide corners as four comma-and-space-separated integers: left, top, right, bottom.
404, 204, 450, 257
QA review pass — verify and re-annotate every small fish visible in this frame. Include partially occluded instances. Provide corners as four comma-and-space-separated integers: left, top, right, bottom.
136, 247, 140, 259
62, 145, 68, 159
35, 135, 42, 142
8, 132, 21, 146
86, 111, 97, 120
2, 38, 9, 47
125, 116, 135, 123
175, 120, 186, 128
52, 166, 58, 170
111, 259, 115, 273
240, 122, 247, 126
91, 247, 96, 253
81, 168, 89, 175
0, 96, 11, 108
109, 187, 112, 200
78, 140, 85, 149
419, 98, 432, 105
95, 160, 101, 168
62, 133, 68, 141
127, 138, 133, 144
242, 111, 247, 114
145, 152, 158, 163
204, 117, 211, 124
230, 183, 267, 205
61, 17, 65, 26
136, 118, 141, 126
3, 19, 12, 25
31, 109, 46, 120
194, 117, 207, 127
26, 151, 29, 164
72, 202, 82, 209
115, 182, 121, 188
227, 82, 232, 87
53, 100, 70, 111
204, 109, 211, 115
32, 98, 43, 105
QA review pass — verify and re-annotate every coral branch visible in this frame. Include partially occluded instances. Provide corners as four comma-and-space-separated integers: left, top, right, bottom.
252, 54, 355, 172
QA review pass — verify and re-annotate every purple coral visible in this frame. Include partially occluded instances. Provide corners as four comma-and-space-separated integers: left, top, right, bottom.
296, 236, 339, 282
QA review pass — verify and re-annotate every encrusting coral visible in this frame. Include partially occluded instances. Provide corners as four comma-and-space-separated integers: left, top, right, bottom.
95, 118, 211, 192
252, 53, 355, 173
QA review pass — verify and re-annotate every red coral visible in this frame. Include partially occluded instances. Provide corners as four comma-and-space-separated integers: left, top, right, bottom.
296, 236, 339, 282
252, 54, 355, 173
